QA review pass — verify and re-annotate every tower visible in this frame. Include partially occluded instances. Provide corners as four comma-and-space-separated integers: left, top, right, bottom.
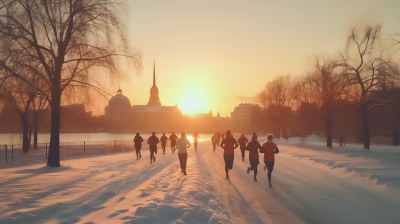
148, 56, 162, 106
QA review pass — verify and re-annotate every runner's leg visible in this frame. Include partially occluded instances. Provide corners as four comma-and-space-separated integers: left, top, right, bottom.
183, 153, 187, 172
223, 154, 229, 175
264, 161, 274, 182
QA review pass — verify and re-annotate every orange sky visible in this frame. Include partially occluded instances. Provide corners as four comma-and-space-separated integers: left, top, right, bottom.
93, 0, 400, 117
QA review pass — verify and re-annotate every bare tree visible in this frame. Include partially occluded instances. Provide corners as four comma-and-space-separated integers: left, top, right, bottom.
294, 57, 351, 148
31, 93, 49, 149
338, 25, 399, 149
257, 74, 295, 139
0, 0, 141, 167
0, 78, 34, 152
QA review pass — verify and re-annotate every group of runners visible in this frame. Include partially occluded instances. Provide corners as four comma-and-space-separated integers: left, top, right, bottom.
133, 130, 279, 186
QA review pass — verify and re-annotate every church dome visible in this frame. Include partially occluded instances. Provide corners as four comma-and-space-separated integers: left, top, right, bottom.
108, 89, 131, 109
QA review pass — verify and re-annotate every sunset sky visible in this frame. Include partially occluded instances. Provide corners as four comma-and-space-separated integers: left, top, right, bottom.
101, 0, 400, 117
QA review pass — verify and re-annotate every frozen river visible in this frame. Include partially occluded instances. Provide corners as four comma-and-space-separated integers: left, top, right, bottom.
0, 133, 216, 145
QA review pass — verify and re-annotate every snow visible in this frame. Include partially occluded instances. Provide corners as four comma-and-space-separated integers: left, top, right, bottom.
1, 136, 400, 224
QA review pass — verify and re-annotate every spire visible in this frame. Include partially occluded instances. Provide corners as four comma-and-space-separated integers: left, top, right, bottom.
148, 55, 161, 106
153, 55, 156, 87
217, 110, 220, 118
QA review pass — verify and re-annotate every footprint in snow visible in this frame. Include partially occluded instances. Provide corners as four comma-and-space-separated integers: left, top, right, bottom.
108, 209, 129, 219
140, 191, 150, 197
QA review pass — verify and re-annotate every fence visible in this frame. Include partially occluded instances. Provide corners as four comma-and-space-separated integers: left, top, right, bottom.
0, 138, 168, 164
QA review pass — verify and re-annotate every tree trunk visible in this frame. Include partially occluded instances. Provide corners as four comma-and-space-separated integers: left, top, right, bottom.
33, 118, 38, 150
47, 81, 61, 167
361, 103, 370, 150
393, 130, 399, 146
21, 114, 30, 153
326, 115, 333, 148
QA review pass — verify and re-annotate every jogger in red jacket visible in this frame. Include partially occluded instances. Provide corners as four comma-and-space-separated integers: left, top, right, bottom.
220, 130, 238, 178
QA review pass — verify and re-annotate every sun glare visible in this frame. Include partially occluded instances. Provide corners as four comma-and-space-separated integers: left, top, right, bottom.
178, 89, 206, 115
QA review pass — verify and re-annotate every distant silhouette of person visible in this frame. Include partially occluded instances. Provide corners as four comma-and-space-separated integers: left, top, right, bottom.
169, 132, 178, 153
133, 133, 143, 160
221, 132, 226, 141
238, 134, 248, 161
211, 133, 219, 153
160, 133, 168, 155
147, 132, 159, 164
192, 132, 200, 151
246, 134, 263, 181
216, 132, 221, 147
176, 132, 191, 175
260, 134, 279, 187
220, 130, 238, 179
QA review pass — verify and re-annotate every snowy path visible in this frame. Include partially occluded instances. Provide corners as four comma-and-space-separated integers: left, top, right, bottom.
1, 141, 400, 224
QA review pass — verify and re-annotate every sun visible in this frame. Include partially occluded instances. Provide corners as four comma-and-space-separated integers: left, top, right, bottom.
177, 89, 206, 115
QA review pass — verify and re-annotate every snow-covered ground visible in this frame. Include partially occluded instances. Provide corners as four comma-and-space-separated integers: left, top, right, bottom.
1, 136, 400, 224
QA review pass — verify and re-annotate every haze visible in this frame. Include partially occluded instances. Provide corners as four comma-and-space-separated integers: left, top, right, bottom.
102, 0, 400, 117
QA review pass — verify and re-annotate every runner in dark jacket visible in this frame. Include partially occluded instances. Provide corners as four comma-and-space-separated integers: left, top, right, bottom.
246, 134, 263, 181
220, 130, 238, 178
211, 133, 219, 153
133, 133, 143, 159
238, 134, 248, 161
169, 132, 178, 153
192, 132, 200, 151
147, 132, 159, 164
160, 133, 168, 155
216, 132, 221, 147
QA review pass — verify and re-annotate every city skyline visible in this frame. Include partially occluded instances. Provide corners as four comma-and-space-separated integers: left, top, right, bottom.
100, 0, 400, 118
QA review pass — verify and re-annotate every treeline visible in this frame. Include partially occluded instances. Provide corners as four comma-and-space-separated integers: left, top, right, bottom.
0, 0, 141, 167
257, 25, 400, 149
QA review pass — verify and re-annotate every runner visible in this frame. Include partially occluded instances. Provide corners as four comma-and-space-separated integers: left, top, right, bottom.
147, 132, 159, 164
192, 132, 200, 151
133, 133, 143, 160
169, 132, 178, 153
211, 133, 219, 153
246, 134, 263, 181
160, 133, 168, 155
176, 132, 191, 175
260, 134, 280, 187
220, 130, 238, 179
238, 133, 249, 161
216, 132, 221, 147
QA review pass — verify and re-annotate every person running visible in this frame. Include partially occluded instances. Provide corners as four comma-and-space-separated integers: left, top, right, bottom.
221, 132, 226, 141
133, 133, 143, 160
238, 133, 249, 161
211, 133, 219, 153
192, 132, 200, 151
220, 130, 238, 179
169, 132, 178, 153
147, 132, 159, 164
216, 132, 221, 147
176, 132, 191, 175
160, 133, 168, 155
260, 134, 280, 187
246, 134, 263, 181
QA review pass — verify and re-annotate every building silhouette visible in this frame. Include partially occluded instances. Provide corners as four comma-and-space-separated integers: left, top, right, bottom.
148, 58, 162, 106
104, 58, 182, 130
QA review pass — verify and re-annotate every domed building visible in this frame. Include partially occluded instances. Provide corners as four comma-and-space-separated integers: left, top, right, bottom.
109, 88, 131, 109
104, 58, 183, 130
105, 88, 132, 123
